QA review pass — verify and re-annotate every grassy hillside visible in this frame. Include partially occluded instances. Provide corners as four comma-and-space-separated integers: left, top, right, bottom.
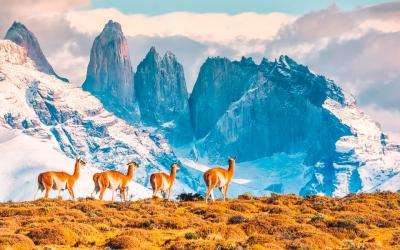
1, 192, 400, 249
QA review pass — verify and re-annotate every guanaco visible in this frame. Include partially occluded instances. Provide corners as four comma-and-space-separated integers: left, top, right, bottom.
203, 157, 235, 203
150, 163, 180, 201
35, 158, 86, 200
91, 162, 138, 201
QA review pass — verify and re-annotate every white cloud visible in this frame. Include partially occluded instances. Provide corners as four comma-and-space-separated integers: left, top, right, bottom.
47, 41, 88, 84
66, 9, 296, 44
360, 19, 400, 33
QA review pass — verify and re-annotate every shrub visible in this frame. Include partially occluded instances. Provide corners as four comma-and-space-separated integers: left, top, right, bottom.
247, 234, 273, 245
238, 192, 255, 200
310, 213, 325, 223
107, 235, 141, 249
391, 231, 400, 245
0, 234, 35, 249
166, 239, 216, 250
27, 225, 79, 245
327, 219, 357, 230
229, 202, 254, 212
177, 193, 204, 202
228, 215, 248, 224
185, 232, 198, 240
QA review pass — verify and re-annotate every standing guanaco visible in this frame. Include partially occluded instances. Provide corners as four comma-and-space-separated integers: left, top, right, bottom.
203, 157, 235, 203
35, 158, 86, 200
91, 162, 138, 201
150, 163, 180, 201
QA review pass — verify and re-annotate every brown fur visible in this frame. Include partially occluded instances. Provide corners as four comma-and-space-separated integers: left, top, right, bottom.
35, 158, 86, 200
91, 162, 138, 201
150, 163, 180, 201
203, 158, 235, 203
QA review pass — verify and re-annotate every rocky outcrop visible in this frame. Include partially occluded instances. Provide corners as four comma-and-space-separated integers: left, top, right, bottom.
189, 56, 258, 139
193, 55, 350, 163
4, 22, 68, 82
135, 47, 192, 145
82, 20, 136, 120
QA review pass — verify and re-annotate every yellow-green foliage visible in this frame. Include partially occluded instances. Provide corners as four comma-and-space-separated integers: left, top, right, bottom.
0, 192, 400, 249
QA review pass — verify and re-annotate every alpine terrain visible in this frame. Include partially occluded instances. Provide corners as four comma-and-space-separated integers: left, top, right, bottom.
0, 37, 199, 201
0, 20, 399, 201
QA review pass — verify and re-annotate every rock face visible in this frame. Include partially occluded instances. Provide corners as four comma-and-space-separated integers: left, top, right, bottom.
192, 55, 349, 163
135, 47, 192, 145
187, 55, 400, 197
82, 20, 136, 120
4, 22, 68, 82
189, 57, 258, 139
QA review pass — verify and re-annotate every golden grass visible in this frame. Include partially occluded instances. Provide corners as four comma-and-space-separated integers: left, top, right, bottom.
1, 192, 400, 249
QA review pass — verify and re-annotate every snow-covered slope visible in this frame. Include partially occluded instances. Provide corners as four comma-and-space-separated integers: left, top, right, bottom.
321, 97, 400, 196
0, 40, 199, 201
0, 128, 152, 201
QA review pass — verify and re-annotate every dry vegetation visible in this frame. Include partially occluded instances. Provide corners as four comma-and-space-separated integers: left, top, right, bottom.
1, 192, 400, 249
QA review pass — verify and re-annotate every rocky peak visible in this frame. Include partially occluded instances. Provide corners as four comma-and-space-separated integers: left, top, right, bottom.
105, 20, 122, 30
82, 20, 136, 119
240, 56, 255, 66
189, 56, 259, 139
135, 47, 192, 145
4, 22, 68, 82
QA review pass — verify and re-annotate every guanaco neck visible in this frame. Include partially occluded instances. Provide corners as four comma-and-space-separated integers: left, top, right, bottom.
72, 161, 80, 179
126, 165, 134, 180
169, 166, 177, 183
228, 160, 235, 177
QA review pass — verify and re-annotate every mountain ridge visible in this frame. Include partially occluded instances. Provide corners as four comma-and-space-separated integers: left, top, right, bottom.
0, 20, 399, 199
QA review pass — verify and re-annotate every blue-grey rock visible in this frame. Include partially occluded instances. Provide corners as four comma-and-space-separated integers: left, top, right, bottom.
193, 55, 349, 164
189, 56, 258, 139
82, 20, 137, 120
135, 47, 192, 145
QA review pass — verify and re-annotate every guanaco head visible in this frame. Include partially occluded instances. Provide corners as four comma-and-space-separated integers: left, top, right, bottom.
127, 162, 139, 169
171, 163, 180, 170
228, 157, 236, 164
76, 158, 86, 166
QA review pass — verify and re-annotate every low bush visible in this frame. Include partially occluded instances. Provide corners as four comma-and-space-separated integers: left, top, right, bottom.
176, 193, 203, 202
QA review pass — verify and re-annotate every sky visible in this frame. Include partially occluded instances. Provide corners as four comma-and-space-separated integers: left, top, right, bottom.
0, 0, 399, 138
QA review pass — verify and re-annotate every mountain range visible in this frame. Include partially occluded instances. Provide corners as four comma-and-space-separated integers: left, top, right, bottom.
0, 20, 399, 201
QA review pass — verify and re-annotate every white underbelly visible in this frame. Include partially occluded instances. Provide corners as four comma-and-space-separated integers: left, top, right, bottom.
160, 175, 170, 191
108, 176, 122, 190
53, 177, 67, 190
216, 172, 228, 188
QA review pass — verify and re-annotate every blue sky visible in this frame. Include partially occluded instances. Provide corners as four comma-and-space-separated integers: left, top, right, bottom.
90, 0, 391, 15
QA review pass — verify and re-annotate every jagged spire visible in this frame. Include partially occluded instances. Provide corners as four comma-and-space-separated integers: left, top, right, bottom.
135, 47, 192, 145
82, 20, 135, 113
4, 21, 68, 82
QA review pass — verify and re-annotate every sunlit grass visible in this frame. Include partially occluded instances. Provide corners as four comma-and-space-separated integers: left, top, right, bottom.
0, 192, 400, 249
